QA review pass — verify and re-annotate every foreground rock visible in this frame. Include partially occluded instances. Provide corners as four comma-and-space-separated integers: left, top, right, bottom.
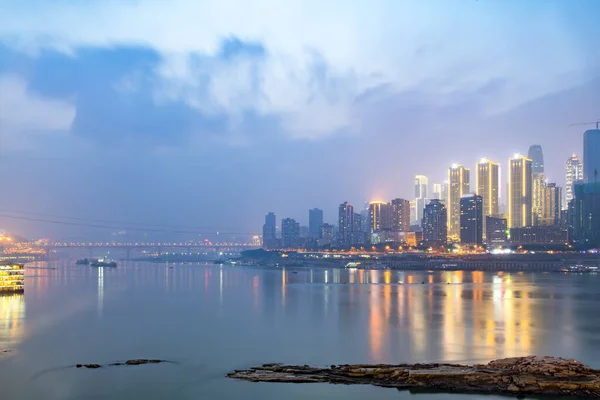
76, 359, 169, 369
227, 356, 600, 397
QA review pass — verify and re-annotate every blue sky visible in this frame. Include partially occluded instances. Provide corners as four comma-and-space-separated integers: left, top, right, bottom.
0, 0, 599, 239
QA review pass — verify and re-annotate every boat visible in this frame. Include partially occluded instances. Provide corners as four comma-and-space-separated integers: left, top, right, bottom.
0, 264, 25, 293
75, 258, 90, 265
90, 257, 117, 268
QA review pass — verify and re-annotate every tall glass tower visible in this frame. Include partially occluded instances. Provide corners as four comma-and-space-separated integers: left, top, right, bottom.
584, 127, 600, 184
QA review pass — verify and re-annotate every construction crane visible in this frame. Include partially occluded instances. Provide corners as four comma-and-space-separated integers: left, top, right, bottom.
569, 120, 600, 129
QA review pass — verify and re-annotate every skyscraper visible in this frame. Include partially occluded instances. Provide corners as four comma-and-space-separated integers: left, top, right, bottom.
532, 172, 546, 225
584, 127, 600, 184
422, 199, 447, 245
448, 164, 470, 240
262, 212, 277, 249
486, 216, 508, 247
338, 202, 354, 248
308, 208, 323, 238
566, 154, 583, 205
476, 158, 499, 241
281, 218, 300, 248
508, 154, 533, 228
391, 198, 410, 232
460, 194, 483, 245
528, 144, 545, 174
540, 183, 562, 226
414, 175, 428, 226
369, 201, 391, 233
572, 181, 600, 246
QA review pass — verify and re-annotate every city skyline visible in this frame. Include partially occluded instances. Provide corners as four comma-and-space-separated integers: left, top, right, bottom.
0, 1, 599, 239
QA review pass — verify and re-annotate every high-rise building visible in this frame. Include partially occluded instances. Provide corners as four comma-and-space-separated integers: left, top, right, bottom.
486, 216, 508, 247
352, 213, 364, 245
476, 158, 499, 241
422, 199, 447, 245
409, 200, 417, 225
508, 154, 533, 228
584, 127, 600, 184
414, 175, 428, 226
528, 144, 545, 174
369, 201, 391, 233
566, 154, 583, 206
441, 181, 448, 205
391, 198, 410, 232
540, 183, 562, 226
281, 218, 300, 248
460, 194, 483, 245
262, 212, 278, 249
532, 172, 546, 225
572, 181, 600, 246
338, 202, 354, 248
308, 208, 323, 238
448, 164, 470, 239
319, 223, 334, 247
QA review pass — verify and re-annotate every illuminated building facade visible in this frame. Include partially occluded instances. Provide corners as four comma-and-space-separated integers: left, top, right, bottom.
572, 182, 600, 246
485, 216, 507, 247
0, 264, 24, 293
460, 194, 483, 245
369, 201, 391, 233
532, 172, 546, 225
566, 153, 583, 205
338, 202, 354, 248
540, 183, 562, 226
508, 154, 533, 228
448, 164, 470, 240
391, 198, 410, 232
476, 158, 499, 241
422, 199, 447, 245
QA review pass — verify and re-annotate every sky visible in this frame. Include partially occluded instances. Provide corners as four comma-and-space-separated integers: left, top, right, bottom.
0, 0, 599, 240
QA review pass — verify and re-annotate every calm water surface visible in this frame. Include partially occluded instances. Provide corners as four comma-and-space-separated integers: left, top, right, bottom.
1, 261, 600, 399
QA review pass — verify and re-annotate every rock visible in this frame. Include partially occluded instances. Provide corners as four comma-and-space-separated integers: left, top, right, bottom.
125, 359, 164, 365
227, 356, 600, 398
84, 364, 101, 369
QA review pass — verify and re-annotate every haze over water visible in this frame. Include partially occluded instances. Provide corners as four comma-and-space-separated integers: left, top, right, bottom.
1, 261, 599, 399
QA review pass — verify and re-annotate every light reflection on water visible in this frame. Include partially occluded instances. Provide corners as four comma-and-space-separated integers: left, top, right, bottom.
0, 262, 598, 400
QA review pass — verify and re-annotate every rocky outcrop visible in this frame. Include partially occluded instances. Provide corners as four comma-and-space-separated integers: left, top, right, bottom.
75, 359, 170, 369
227, 356, 600, 398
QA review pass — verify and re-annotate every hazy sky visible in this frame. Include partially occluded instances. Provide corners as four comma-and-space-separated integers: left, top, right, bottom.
0, 0, 599, 239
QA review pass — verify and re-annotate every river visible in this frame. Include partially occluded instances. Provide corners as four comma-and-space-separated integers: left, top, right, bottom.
1, 261, 599, 399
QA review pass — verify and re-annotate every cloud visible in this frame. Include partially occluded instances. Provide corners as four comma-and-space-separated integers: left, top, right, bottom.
1, 0, 598, 141
0, 74, 75, 148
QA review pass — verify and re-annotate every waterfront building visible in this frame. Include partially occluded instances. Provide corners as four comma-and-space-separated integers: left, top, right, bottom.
572, 182, 600, 247
486, 216, 508, 247
422, 199, 447, 246
318, 223, 334, 247
460, 194, 483, 246
281, 218, 300, 248
369, 201, 392, 233
448, 164, 470, 240
476, 158, 499, 240
540, 183, 562, 226
391, 198, 410, 232
584, 127, 600, 184
308, 208, 323, 239
509, 226, 569, 246
566, 154, 583, 206
262, 212, 278, 249
508, 154, 533, 228
338, 202, 354, 248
